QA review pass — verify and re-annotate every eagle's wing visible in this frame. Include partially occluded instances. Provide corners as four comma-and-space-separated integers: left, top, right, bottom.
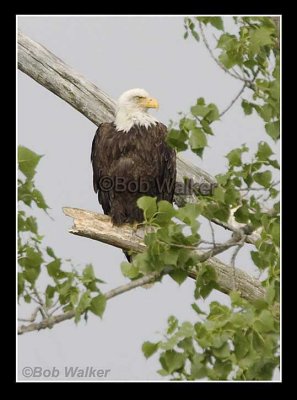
91, 123, 113, 215
155, 122, 177, 203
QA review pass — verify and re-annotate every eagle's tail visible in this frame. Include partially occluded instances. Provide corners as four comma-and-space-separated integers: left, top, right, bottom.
123, 250, 131, 262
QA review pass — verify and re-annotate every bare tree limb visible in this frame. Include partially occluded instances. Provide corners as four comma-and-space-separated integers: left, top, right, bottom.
62, 207, 266, 302
17, 30, 260, 245
18, 307, 41, 323
198, 22, 249, 84
18, 206, 266, 334
18, 271, 160, 335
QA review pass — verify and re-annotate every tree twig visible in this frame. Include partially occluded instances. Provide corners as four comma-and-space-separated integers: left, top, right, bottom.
219, 83, 247, 118
62, 207, 266, 302
230, 237, 245, 291
17, 30, 261, 246
208, 220, 216, 248
198, 21, 249, 83
18, 271, 160, 334
18, 307, 41, 323
18, 210, 266, 335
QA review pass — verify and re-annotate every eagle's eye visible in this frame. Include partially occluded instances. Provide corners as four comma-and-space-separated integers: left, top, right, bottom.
134, 96, 145, 100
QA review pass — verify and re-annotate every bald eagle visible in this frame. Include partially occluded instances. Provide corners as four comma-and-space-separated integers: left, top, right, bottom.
91, 88, 176, 242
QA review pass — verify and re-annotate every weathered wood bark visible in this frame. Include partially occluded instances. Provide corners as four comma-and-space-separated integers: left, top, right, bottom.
17, 30, 260, 245
63, 207, 265, 302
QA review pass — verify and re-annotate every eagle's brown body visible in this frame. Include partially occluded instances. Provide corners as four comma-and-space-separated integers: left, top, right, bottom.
91, 122, 176, 225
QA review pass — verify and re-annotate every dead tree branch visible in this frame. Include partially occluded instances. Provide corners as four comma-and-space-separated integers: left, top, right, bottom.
17, 30, 260, 245
63, 207, 266, 302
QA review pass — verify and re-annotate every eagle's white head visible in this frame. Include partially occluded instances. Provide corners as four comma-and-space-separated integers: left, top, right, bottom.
115, 88, 159, 132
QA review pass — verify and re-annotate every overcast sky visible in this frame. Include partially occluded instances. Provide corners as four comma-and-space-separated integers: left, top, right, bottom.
17, 16, 280, 381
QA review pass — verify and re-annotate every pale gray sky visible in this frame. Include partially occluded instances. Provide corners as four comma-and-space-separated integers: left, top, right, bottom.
17, 16, 279, 381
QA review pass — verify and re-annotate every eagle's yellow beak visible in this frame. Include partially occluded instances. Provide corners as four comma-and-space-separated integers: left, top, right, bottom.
142, 97, 159, 109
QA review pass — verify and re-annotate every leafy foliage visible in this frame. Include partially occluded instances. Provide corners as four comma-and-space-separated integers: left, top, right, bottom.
18, 15, 280, 382
138, 16, 280, 381
167, 98, 219, 158
143, 292, 279, 380
169, 16, 280, 153
18, 146, 106, 322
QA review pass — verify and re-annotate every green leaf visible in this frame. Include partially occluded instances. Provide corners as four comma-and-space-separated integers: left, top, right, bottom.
241, 100, 253, 115
253, 171, 272, 188
162, 350, 185, 373
201, 119, 213, 135
198, 16, 224, 31
212, 342, 230, 359
209, 17, 224, 31
234, 203, 250, 223
191, 105, 208, 118
189, 128, 207, 150
90, 294, 106, 318
234, 334, 250, 360
75, 291, 91, 322
137, 196, 157, 221
213, 186, 225, 203
24, 294, 31, 303
217, 33, 236, 50
18, 273, 24, 295
250, 251, 267, 269
18, 146, 42, 179
46, 285, 56, 299
265, 286, 276, 305
25, 216, 38, 234
258, 104, 273, 122
182, 118, 196, 131
191, 303, 206, 315
204, 203, 230, 222
226, 149, 244, 166
191, 30, 200, 42
46, 259, 61, 277
224, 187, 240, 205
46, 247, 56, 259
177, 338, 195, 355
176, 203, 201, 231
254, 310, 274, 332
19, 247, 43, 271
213, 359, 232, 380
120, 262, 140, 279
179, 321, 195, 337
166, 129, 188, 151
265, 121, 280, 140
270, 221, 280, 246
23, 267, 40, 285
167, 316, 178, 334
219, 52, 237, 69
82, 264, 95, 281
32, 189, 49, 210
163, 248, 180, 266
256, 142, 273, 160
70, 288, 79, 306
142, 341, 159, 359
157, 369, 169, 376
155, 201, 176, 226
191, 354, 207, 379
216, 173, 229, 186
170, 269, 188, 285
205, 104, 220, 123
249, 26, 274, 55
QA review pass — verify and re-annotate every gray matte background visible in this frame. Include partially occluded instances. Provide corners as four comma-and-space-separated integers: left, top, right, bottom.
17, 16, 280, 381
